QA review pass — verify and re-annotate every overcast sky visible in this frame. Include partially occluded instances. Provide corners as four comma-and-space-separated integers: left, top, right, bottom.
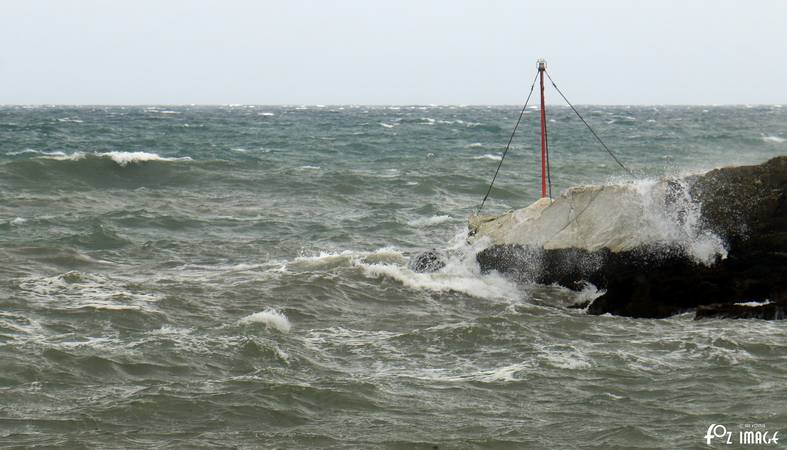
0, 0, 784, 105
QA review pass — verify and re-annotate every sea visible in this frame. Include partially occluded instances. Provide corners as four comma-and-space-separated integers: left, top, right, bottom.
1, 104, 785, 448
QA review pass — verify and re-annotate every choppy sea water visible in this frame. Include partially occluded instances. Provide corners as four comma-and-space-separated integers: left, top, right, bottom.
1, 105, 786, 448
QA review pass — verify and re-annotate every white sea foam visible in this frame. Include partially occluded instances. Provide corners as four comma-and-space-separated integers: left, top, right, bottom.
290, 250, 355, 270
282, 234, 520, 302
9, 217, 27, 226
239, 308, 292, 333
406, 215, 452, 227
575, 281, 606, 305
37, 151, 191, 166
473, 362, 532, 382
358, 232, 522, 300
258, 112, 275, 116
734, 300, 772, 307
379, 122, 396, 128
467, 142, 484, 148
18, 271, 161, 311
472, 154, 502, 161
540, 347, 592, 369
408, 362, 533, 383
99, 151, 191, 166
300, 165, 321, 170
7, 149, 42, 156
762, 135, 785, 143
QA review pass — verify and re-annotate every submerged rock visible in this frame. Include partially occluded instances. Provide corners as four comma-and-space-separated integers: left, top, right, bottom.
472, 156, 787, 319
410, 250, 446, 273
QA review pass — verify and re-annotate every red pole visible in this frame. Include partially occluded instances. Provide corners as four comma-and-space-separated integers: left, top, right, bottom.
538, 60, 548, 198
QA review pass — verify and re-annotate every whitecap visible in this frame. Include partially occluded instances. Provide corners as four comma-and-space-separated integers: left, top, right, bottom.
288, 250, 355, 271
239, 308, 292, 333
467, 143, 484, 148
472, 154, 502, 161
300, 165, 320, 170
734, 300, 772, 307
7, 149, 42, 156
762, 135, 785, 144
98, 151, 191, 166
406, 215, 451, 227
9, 217, 27, 226
37, 151, 191, 166
540, 348, 592, 369
359, 257, 518, 300
379, 122, 396, 128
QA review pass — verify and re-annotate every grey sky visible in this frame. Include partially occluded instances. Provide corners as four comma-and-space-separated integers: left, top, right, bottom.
1, 0, 784, 105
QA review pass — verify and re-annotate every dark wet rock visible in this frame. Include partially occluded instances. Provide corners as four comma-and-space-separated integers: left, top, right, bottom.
695, 302, 786, 320
476, 156, 787, 319
411, 250, 446, 273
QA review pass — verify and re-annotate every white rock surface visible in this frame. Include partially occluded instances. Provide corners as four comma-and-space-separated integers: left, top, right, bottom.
469, 178, 727, 264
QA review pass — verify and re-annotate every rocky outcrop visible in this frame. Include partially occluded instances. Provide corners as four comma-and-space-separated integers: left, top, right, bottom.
473, 156, 787, 319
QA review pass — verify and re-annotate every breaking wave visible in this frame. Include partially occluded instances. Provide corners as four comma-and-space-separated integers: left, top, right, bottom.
762, 135, 785, 144
1, 150, 205, 189
35, 150, 192, 166
472, 154, 503, 161
239, 308, 292, 333
283, 238, 522, 302
406, 215, 452, 227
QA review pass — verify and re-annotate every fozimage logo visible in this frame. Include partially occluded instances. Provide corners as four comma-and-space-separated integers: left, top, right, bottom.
704, 423, 780, 446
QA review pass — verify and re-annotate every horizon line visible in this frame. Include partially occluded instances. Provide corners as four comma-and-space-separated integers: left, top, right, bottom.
0, 103, 784, 108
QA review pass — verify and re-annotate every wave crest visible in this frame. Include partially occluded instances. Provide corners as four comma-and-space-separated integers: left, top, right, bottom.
239, 308, 292, 333
39, 151, 192, 166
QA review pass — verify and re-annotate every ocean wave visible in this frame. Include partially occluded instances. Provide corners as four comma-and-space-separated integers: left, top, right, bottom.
359, 262, 518, 299
6, 149, 43, 156
762, 135, 785, 143
472, 154, 503, 161
1, 150, 204, 189
38, 151, 192, 166
285, 248, 407, 271
17, 271, 162, 312
406, 215, 452, 227
8, 217, 27, 226
280, 239, 520, 301
360, 234, 522, 300
238, 308, 292, 333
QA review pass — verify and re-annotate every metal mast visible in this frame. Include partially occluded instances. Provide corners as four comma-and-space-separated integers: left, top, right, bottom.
537, 59, 549, 198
